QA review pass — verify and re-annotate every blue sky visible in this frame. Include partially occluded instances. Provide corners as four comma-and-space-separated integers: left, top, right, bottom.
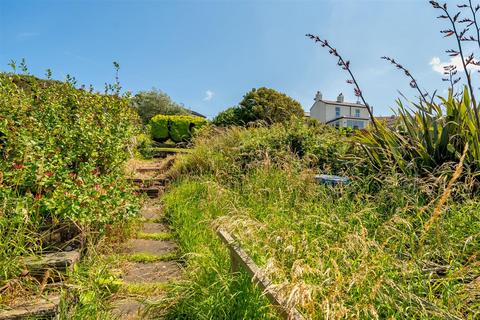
0, 0, 465, 117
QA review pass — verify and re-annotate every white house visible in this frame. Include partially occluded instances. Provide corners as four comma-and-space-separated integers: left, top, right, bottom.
309, 91, 371, 129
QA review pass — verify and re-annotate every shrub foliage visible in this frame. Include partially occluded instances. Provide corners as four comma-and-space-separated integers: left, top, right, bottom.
0, 73, 139, 280
213, 87, 304, 126
149, 114, 208, 143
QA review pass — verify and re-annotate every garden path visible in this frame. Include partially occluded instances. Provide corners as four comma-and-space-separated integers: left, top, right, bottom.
110, 157, 182, 319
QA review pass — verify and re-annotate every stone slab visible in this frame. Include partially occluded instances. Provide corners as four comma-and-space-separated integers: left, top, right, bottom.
23, 250, 80, 273
122, 261, 181, 283
0, 295, 60, 320
122, 239, 177, 256
141, 223, 169, 234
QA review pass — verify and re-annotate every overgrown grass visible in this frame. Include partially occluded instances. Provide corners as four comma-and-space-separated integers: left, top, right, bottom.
120, 252, 179, 263
159, 123, 480, 319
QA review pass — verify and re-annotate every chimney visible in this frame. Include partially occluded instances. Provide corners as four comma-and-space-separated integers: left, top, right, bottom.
337, 93, 344, 103
314, 91, 323, 102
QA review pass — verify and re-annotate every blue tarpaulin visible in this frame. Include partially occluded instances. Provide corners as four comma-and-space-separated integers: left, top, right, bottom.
314, 174, 350, 186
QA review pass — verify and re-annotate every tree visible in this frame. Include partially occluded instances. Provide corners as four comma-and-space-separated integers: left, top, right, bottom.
131, 88, 188, 124
213, 87, 304, 126
212, 106, 241, 126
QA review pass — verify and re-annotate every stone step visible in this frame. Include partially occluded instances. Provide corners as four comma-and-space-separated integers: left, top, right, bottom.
110, 296, 165, 320
128, 177, 169, 187
0, 295, 60, 320
141, 222, 170, 234
121, 261, 181, 284
135, 187, 164, 198
122, 239, 177, 256
140, 206, 161, 220
151, 149, 178, 159
110, 298, 143, 320
135, 167, 162, 173
23, 250, 80, 275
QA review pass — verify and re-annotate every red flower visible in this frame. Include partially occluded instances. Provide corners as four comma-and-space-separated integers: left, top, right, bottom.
13, 163, 26, 170
69, 172, 77, 178
45, 171, 54, 177
35, 193, 43, 200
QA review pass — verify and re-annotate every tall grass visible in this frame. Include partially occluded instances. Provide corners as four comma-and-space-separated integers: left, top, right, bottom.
160, 123, 480, 319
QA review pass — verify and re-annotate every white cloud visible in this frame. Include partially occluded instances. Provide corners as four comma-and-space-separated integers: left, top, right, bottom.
429, 56, 480, 74
203, 90, 214, 101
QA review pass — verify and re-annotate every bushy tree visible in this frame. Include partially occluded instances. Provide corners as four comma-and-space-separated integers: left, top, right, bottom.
131, 88, 188, 124
211, 106, 240, 126
213, 87, 304, 126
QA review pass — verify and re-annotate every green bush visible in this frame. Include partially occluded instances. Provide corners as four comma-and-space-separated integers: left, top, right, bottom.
169, 116, 191, 143
149, 114, 208, 143
0, 72, 140, 281
135, 133, 154, 158
170, 119, 351, 180
149, 115, 169, 142
211, 106, 242, 126
213, 87, 304, 126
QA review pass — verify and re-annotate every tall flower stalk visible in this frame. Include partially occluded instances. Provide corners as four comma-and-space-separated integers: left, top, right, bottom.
430, 0, 480, 132
306, 34, 378, 130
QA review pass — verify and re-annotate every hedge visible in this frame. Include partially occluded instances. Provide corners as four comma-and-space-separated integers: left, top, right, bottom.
149, 114, 208, 143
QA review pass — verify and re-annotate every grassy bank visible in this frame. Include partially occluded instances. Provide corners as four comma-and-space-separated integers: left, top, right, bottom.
160, 122, 480, 319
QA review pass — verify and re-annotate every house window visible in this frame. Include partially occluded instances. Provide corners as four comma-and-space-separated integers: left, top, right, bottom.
347, 120, 365, 129
355, 109, 360, 118
335, 107, 340, 117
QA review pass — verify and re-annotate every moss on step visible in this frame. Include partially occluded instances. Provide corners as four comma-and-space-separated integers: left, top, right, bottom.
137, 232, 174, 241
121, 252, 179, 263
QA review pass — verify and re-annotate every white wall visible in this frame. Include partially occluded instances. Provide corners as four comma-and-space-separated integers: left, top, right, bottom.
310, 100, 370, 129
325, 103, 369, 122
310, 101, 326, 123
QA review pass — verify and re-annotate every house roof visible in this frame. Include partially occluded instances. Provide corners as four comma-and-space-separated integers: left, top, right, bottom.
320, 99, 369, 108
187, 109, 206, 118
325, 116, 370, 124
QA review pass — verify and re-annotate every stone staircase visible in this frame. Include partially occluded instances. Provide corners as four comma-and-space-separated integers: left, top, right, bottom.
110, 160, 182, 319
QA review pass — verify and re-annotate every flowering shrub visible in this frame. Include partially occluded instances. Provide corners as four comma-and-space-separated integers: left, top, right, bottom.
0, 72, 140, 278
